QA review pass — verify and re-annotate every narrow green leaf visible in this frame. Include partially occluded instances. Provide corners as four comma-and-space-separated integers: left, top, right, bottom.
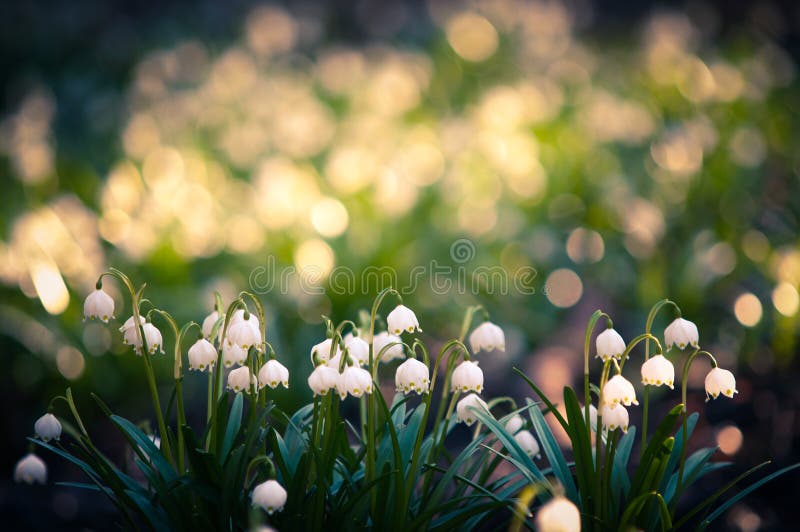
222, 392, 244, 461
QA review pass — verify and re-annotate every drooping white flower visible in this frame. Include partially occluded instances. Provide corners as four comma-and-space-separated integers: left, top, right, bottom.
535, 496, 581, 532
664, 317, 699, 350
188, 338, 217, 371
345, 335, 370, 366
228, 308, 260, 330
579, 404, 599, 432
514, 430, 541, 458
34, 413, 61, 442
395, 358, 430, 394
641, 354, 675, 389
251, 479, 287, 515
307, 364, 339, 396
469, 321, 505, 353
310, 338, 341, 364
119, 315, 145, 333
227, 366, 256, 393
83, 288, 115, 323
227, 314, 261, 351
595, 328, 626, 361
201, 310, 220, 339
336, 366, 373, 399
451, 360, 484, 393
14, 453, 47, 484
505, 414, 524, 434
705, 367, 737, 400
601, 374, 638, 408
386, 304, 421, 335
222, 341, 248, 367
600, 404, 629, 433
258, 359, 289, 389
456, 393, 489, 426
374, 332, 404, 362
123, 321, 165, 355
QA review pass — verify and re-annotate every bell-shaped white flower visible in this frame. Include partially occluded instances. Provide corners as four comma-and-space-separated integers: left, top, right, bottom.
227, 314, 261, 351
336, 366, 373, 399
227, 366, 256, 393
641, 354, 675, 389
374, 332, 404, 362
222, 341, 248, 367
345, 335, 370, 366
505, 414, 524, 434
201, 310, 220, 339
123, 321, 165, 355
395, 358, 430, 394
307, 364, 339, 396
251, 479, 287, 515
310, 338, 341, 364
228, 308, 260, 330
664, 317, 699, 350
14, 453, 47, 484
451, 360, 484, 393
535, 496, 581, 532
119, 315, 145, 332
34, 413, 62, 442
601, 374, 638, 408
83, 288, 115, 323
596, 328, 626, 361
705, 367, 737, 400
258, 359, 289, 389
386, 304, 421, 335
456, 393, 489, 426
514, 430, 541, 458
600, 404, 629, 433
188, 338, 217, 371
469, 321, 505, 353
579, 404, 599, 432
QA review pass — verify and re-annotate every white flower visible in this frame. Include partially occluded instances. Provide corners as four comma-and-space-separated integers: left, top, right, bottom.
83, 288, 115, 323
505, 414, 524, 434
336, 366, 373, 399
374, 332, 404, 362
251, 479, 287, 515
345, 335, 370, 366
386, 304, 421, 335
514, 430, 541, 458
201, 310, 220, 339
469, 322, 505, 353
456, 394, 489, 426
641, 354, 675, 389
222, 341, 248, 368
601, 374, 638, 408
188, 338, 217, 371
307, 364, 339, 396
600, 404, 629, 433
535, 496, 581, 532
310, 338, 341, 364
395, 358, 430, 394
119, 315, 145, 332
579, 404, 598, 432
229, 308, 259, 330
664, 317, 699, 350
123, 322, 165, 355
596, 328, 626, 361
14, 453, 47, 484
227, 314, 261, 351
258, 359, 289, 389
451, 360, 484, 393
705, 367, 737, 400
34, 413, 61, 442
227, 366, 256, 393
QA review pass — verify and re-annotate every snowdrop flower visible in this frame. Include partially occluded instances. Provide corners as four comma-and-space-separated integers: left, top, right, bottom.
34, 413, 61, 442
456, 394, 489, 426
124, 321, 165, 355
83, 288, 115, 323
514, 430, 541, 459
600, 404, 629, 433
579, 404, 598, 432
336, 366, 373, 399
222, 342, 247, 368
374, 332, 404, 362
251, 479, 287, 515
14, 453, 47, 485
188, 338, 217, 371
386, 304, 421, 335
469, 322, 505, 353
119, 315, 145, 333
596, 328, 626, 361
344, 335, 370, 366
227, 366, 256, 393
664, 317, 699, 350
228, 308, 259, 330
535, 496, 581, 532
227, 314, 261, 351
307, 364, 339, 396
705, 367, 737, 400
395, 358, 430, 394
601, 374, 638, 408
258, 359, 289, 389
505, 414, 524, 434
451, 360, 484, 393
310, 338, 341, 364
641, 354, 675, 389
201, 310, 220, 339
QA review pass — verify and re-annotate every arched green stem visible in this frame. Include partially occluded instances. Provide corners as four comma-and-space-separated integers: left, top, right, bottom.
584, 310, 611, 431
209, 298, 246, 451
618, 333, 663, 371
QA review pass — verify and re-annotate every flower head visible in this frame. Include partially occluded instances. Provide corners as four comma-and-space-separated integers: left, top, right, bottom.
307, 364, 339, 396
119, 315, 145, 333
251, 479, 287, 515
451, 360, 484, 393
514, 430, 541, 458
374, 332, 404, 362
664, 317, 699, 350
336, 366, 373, 399
201, 310, 220, 340
469, 321, 505, 353
386, 304, 421, 335
579, 404, 599, 432
395, 358, 430, 395
123, 321, 165, 355
222, 341, 248, 368
535, 496, 581, 532
456, 393, 489, 426
600, 404, 629, 433
34, 413, 62, 442
505, 414, 524, 434
344, 335, 370, 366
310, 338, 341, 364
641, 354, 675, 388
227, 314, 261, 351
83, 288, 115, 323
14, 453, 47, 485
188, 338, 217, 371
705, 367, 737, 400
227, 366, 256, 393
258, 359, 289, 389
596, 328, 626, 361
601, 374, 638, 408
229, 308, 259, 330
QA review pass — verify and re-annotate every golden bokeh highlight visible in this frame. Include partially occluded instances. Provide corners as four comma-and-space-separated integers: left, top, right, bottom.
772, 282, 799, 317
545, 268, 583, 308
56, 346, 85, 380
716, 425, 743, 455
446, 12, 499, 62
310, 198, 349, 238
734, 292, 762, 327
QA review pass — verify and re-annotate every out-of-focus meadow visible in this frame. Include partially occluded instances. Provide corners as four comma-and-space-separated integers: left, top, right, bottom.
1, 0, 799, 529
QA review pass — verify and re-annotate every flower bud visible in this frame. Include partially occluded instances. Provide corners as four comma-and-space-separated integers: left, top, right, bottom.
386, 304, 421, 335
251, 479, 287, 515
34, 413, 62, 442
451, 360, 484, 394
469, 321, 505, 353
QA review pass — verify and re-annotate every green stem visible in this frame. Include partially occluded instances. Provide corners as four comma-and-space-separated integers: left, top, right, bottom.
584, 310, 610, 435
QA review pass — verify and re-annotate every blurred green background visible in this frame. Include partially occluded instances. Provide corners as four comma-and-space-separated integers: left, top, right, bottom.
1, 0, 799, 529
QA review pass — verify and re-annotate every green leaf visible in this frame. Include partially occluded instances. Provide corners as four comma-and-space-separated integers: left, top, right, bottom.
110, 415, 176, 483
527, 399, 577, 501
562, 387, 593, 514
222, 392, 244, 460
